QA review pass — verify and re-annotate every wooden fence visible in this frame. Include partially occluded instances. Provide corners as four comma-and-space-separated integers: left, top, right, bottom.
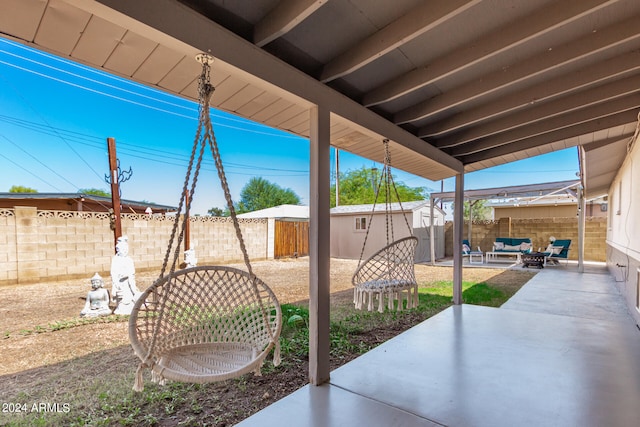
274, 220, 309, 258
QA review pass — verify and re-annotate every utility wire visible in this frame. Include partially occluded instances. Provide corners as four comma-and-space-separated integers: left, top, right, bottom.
0, 148, 65, 192
0, 41, 302, 139
0, 72, 105, 183
1, 134, 82, 190
0, 113, 309, 176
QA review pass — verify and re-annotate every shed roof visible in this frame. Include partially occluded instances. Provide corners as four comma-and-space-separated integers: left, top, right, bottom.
330, 200, 436, 215
237, 204, 309, 219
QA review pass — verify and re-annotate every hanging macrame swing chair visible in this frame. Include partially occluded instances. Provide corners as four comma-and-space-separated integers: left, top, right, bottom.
352, 139, 419, 313
129, 54, 281, 392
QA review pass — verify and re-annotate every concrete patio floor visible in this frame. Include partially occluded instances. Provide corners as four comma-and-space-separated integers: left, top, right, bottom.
237, 263, 640, 427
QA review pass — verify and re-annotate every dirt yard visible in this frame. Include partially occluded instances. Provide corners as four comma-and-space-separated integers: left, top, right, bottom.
0, 258, 535, 426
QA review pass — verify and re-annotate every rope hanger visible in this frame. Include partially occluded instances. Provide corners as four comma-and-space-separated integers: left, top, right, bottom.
356, 138, 413, 268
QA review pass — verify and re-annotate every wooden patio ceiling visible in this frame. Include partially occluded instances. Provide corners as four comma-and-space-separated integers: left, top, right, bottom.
1, 0, 639, 193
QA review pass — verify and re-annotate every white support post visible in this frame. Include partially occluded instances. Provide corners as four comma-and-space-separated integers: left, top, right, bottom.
453, 173, 464, 305
309, 105, 331, 385
578, 185, 585, 273
430, 197, 436, 266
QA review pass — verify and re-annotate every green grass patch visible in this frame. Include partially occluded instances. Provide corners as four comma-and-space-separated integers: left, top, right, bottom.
419, 280, 507, 307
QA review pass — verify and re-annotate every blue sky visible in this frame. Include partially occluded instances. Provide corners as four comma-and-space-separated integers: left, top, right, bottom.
0, 38, 580, 215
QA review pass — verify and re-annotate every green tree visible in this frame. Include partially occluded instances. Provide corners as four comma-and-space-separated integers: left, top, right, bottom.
78, 188, 110, 197
331, 166, 426, 207
237, 177, 301, 213
207, 207, 226, 217
451, 199, 492, 221
9, 185, 37, 193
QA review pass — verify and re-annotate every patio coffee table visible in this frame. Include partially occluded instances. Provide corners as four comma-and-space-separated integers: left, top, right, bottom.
486, 251, 522, 263
522, 252, 546, 268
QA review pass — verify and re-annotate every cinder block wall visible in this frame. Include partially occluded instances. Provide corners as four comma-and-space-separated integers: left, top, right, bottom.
0, 209, 17, 283
0, 208, 268, 285
445, 217, 607, 261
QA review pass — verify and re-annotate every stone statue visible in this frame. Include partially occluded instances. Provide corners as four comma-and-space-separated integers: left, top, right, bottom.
184, 248, 198, 268
80, 273, 112, 317
110, 235, 141, 315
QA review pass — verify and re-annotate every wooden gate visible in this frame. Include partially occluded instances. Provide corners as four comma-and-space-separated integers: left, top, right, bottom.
274, 220, 309, 258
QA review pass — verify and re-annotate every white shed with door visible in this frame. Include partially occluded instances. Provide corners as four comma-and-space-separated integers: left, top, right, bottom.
330, 201, 445, 263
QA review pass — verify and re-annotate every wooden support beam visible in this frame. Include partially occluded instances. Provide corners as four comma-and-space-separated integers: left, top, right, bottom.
419, 51, 640, 138
459, 109, 639, 165
433, 75, 640, 149
394, 16, 640, 125
254, 0, 329, 47
320, 0, 479, 82
363, 0, 613, 107
448, 93, 640, 157
107, 137, 122, 252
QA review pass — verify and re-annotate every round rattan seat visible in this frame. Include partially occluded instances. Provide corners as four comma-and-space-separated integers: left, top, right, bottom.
130, 266, 281, 385
352, 236, 419, 312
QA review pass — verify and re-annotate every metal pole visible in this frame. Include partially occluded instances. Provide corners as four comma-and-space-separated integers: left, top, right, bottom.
184, 189, 191, 252
335, 148, 340, 207
578, 185, 585, 273
453, 173, 464, 305
430, 197, 436, 266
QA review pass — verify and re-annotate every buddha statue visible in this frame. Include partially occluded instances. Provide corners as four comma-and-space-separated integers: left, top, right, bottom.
110, 236, 141, 315
80, 273, 112, 317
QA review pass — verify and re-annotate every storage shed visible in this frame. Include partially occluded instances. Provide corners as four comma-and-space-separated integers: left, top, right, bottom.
330, 201, 445, 263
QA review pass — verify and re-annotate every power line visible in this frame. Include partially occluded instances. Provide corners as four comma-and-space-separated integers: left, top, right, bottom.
1, 134, 82, 190
0, 146, 65, 192
0, 113, 310, 176
0, 40, 302, 139
0, 72, 106, 183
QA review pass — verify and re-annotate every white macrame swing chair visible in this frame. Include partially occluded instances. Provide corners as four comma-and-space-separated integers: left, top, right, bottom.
352, 139, 419, 313
129, 54, 281, 392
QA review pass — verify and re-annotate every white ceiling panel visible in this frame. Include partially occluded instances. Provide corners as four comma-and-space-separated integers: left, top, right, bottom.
34, 0, 90, 55
103, 30, 158, 76
0, 0, 47, 41
71, 15, 125, 65
131, 44, 184, 85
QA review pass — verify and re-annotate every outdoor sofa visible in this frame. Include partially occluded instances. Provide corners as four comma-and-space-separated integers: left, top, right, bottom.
487, 237, 532, 263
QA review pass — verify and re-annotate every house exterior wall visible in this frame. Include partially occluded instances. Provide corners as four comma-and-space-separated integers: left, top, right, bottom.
444, 217, 607, 261
0, 208, 268, 285
606, 137, 640, 327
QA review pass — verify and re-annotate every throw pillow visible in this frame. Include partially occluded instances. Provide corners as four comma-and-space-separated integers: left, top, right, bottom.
494, 242, 504, 250
520, 242, 532, 251
462, 244, 471, 253
504, 244, 520, 251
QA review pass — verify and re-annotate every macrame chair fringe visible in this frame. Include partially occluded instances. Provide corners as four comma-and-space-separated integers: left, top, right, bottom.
129, 54, 282, 391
